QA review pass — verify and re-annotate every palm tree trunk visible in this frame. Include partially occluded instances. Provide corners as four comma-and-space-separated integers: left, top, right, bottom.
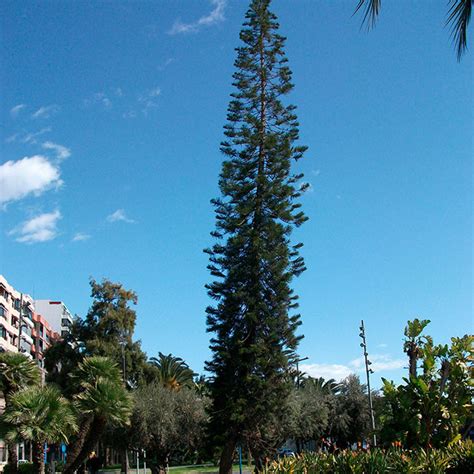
121, 448, 129, 474
219, 439, 236, 474
63, 416, 93, 474
32, 441, 45, 474
7, 442, 19, 474
72, 417, 107, 474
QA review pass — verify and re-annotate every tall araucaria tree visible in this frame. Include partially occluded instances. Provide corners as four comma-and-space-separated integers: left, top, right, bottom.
205, 1, 308, 472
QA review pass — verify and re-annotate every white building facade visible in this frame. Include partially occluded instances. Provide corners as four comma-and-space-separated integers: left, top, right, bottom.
33, 300, 74, 337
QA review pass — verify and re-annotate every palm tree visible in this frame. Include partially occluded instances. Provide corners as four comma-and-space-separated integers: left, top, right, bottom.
149, 353, 196, 391
355, 0, 472, 60
1, 385, 77, 474
63, 356, 133, 474
302, 376, 342, 396
0, 352, 41, 474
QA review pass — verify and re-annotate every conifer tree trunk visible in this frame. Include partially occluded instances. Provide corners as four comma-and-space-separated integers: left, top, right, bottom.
219, 440, 236, 474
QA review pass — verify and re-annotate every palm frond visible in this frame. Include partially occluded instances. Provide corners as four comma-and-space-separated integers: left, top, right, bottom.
354, 0, 382, 30
446, 0, 472, 61
149, 352, 196, 391
2, 385, 77, 444
0, 352, 41, 393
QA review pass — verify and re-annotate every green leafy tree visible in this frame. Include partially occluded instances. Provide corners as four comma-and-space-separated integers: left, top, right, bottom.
327, 375, 371, 448
149, 352, 196, 391
132, 382, 208, 474
44, 279, 148, 474
204, 1, 308, 471
355, 0, 472, 61
381, 320, 473, 449
63, 356, 133, 474
0, 352, 41, 474
44, 279, 148, 391
286, 382, 330, 451
1, 385, 77, 474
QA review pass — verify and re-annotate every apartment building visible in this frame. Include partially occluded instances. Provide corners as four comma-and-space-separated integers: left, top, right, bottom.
31, 312, 59, 371
34, 300, 74, 337
0, 275, 69, 469
0, 275, 35, 356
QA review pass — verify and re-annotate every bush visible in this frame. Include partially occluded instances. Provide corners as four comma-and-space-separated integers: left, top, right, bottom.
3, 464, 35, 474
263, 442, 474, 473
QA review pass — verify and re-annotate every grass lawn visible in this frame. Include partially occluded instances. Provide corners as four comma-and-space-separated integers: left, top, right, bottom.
99, 464, 251, 474
169, 464, 250, 474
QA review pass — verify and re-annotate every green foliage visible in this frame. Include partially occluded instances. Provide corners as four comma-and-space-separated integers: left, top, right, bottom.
132, 382, 209, 470
381, 320, 473, 449
149, 352, 197, 391
301, 377, 342, 396
205, 0, 308, 464
327, 375, 372, 447
72, 356, 133, 427
2, 463, 34, 474
263, 442, 474, 473
286, 381, 329, 447
0, 352, 41, 398
2, 385, 77, 444
44, 278, 148, 391
63, 356, 133, 474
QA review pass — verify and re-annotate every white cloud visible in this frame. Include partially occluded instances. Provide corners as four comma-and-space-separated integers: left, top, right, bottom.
157, 57, 176, 71
169, 0, 226, 34
10, 104, 26, 118
138, 87, 162, 114
20, 127, 52, 144
355, 354, 405, 372
83, 92, 112, 108
301, 354, 406, 382
9, 210, 61, 243
107, 209, 134, 224
122, 111, 137, 119
301, 363, 353, 381
311, 169, 321, 177
31, 105, 60, 119
42, 141, 71, 160
72, 232, 91, 242
0, 155, 62, 206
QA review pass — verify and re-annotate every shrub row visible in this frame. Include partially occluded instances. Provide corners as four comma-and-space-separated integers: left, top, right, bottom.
264, 441, 474, 473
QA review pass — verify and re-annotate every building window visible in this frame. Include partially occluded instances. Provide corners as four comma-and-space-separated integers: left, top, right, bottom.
14, 299, 21, 310
0, 326, 7, 340
0, 285, 7, 301
0, 304, 6, 318
24, 307, 33, 320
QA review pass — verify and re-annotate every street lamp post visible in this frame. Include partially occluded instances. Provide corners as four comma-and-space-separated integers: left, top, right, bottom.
359, 320, 377, 448
294, 356, 309, 389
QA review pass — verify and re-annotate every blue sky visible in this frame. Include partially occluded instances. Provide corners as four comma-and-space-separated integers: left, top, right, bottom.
0, 0, 471, 387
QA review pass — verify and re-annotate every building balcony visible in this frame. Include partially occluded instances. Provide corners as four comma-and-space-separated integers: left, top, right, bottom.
22, 315, 34, 328
20, 331, 33, 345
0, 338, 18, 353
